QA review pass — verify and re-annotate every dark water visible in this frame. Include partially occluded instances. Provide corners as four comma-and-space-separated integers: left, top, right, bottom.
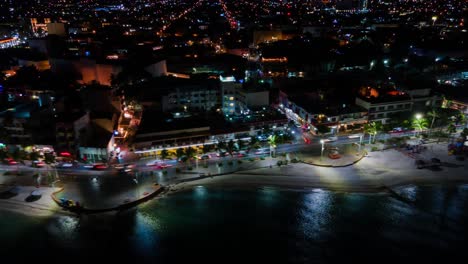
2, 184, 468, 263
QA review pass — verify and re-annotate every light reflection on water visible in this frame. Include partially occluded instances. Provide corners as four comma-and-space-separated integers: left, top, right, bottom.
1, 184, 468, 262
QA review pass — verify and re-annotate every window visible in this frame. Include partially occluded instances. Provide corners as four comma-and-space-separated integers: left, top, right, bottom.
369, 107, 376, 112
377, 113, 384, 118
397, 104, 403, 109
387, 105, 394, 110
378, 106, 385, 111
405, 104, 411, 109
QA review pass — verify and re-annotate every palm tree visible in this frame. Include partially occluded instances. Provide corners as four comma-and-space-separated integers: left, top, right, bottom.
217, 140, 226, 154
268, 135, 277, 157
185, 147, 196, 159
364, 122, 379, 144
249, 136, 258, 150
160, 149, 169, 160
176, 148, 185, 160
412, 117, 429, 136
447, 121, 456, 134
227, 140, 235, 156
202, 144, 211, 154
427, 109, 439, 130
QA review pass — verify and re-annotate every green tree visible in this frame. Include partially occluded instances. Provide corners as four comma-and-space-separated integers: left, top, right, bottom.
44, 152, 55, 163
412, 118, 429, 136
176, 148, 185, 159
160, 149, 169, 160
461, 128, 468, 142
29, 151, 40, 161
227, 140, 235, 156
249, 136, 259, 150
202, 144, 211, 154
447, 121, 456, 134
364, 122, 380, 143
268, 135, 277, 157
316, 124, 330, 135
217, 140, 226, 152
0, 148, 9, 160
185, 147, 196, 159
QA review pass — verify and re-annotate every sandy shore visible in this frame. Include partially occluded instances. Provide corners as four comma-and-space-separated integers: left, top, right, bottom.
2, 144, 466, 216
167, 147, 468, 194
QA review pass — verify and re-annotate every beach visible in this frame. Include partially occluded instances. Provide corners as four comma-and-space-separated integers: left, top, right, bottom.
167, 145, 468, 194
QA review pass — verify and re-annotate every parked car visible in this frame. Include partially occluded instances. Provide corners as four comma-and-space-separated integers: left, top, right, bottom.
92, 163, 108, 170
32, 161, 46, 168
4, 158, 18, 165
61, 162, 74, 168
199, 154, 210, 160
156, 163, 172, 169
327, 136, 338, 142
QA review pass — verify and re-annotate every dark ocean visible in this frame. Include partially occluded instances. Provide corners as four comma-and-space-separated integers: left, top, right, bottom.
1, 184, 468, 263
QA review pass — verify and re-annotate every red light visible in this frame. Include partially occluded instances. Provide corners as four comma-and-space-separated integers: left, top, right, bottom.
60, 152, 71, 156
287, 12, 291, 16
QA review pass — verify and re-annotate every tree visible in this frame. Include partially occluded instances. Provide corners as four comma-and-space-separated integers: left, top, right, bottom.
0, 148, 9, 160
185, 147, 196, 159
29, 151, 40, 161
202, 144, 211, 154
364, 122, 380, 143
412, 118, 429, 136
217, 140, 226, 152
227, 140, 235, 156
316, 124, 330, 135
44, 152, 55, 164
447, 121, 456, 134
249, 136, 259, 150
160, 149, 169, 160
268, 135, 277, 158
176, 148, 185, 159
12, 149, 27, 161
427, 109, 439, 130
461, 128, 468, 142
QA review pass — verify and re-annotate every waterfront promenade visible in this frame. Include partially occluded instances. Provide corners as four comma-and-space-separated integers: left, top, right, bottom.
1, 140, 467, 215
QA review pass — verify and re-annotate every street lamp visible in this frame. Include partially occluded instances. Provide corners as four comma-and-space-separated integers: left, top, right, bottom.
320, 139, 325, 160
414, 113, 422, 137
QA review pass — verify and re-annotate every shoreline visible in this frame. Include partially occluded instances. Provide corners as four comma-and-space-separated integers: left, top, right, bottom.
2, 147, 467, 217
165, 172, 468, 195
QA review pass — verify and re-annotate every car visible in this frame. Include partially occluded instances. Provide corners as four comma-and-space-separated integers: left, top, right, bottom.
157, 164, 172, 169
146, 160, 162, 166
198, 154, 210, 160
216, 152, 228, 157
32, 161, 46, 168
4, 158, 18, 165
83, 164, 94, 169
92, 163, 108, 170
61, 162, 73, 168
327, 136, 338, 142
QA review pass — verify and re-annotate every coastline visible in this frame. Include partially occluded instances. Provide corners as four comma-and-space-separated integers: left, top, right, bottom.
2, 147, 467, 217
166, 147, 468, 195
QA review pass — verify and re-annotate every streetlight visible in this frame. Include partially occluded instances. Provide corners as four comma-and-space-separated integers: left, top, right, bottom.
414, 113, 422, 137
320, 139, 325, 160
